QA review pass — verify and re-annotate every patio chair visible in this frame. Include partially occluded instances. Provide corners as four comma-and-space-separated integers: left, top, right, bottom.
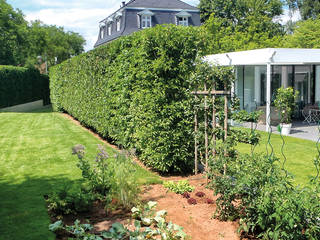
302, 105, 320, 125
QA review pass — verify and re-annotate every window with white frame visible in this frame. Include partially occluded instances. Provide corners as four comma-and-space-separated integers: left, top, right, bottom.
100, 27, 105, 39
116, 18, 121, 31
177, 17, 188, 26
141, 15, 152, 28
108, 24, 112, 35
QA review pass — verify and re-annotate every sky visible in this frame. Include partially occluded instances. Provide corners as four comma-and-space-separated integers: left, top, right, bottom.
7, 0, 300, 52
7, 0, 200, 52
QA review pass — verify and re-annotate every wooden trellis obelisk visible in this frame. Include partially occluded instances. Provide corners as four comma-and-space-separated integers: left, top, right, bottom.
192, 86, 231, 179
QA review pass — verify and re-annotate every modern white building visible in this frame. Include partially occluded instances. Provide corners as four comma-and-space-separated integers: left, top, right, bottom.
204, 48, 320, 131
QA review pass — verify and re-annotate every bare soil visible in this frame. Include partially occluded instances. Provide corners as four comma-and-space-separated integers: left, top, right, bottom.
140, 174, 240, 240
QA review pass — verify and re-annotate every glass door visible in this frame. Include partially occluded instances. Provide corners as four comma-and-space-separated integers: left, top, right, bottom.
294, 66, 312, 106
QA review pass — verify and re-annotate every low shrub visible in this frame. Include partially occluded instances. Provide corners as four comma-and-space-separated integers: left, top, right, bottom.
74, 145, 140, 209
46, 185, 94, 217
209, 153, 320, 239
0, 65, 49, 108
163, 180, 195, 194
47, 145, 142, 218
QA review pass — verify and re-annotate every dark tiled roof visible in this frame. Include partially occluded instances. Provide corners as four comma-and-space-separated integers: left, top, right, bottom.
94, 0, 200, 48
126, 0, 198, 10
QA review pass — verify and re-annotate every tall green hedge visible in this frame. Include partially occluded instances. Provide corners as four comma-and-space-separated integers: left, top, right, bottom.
0, 66, 50, 108
50, 25, 205, 173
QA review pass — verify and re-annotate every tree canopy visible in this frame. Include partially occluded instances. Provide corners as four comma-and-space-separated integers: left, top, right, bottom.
0, 0, 85, 67
199, 0, 283, 23
283, 18, 320, 48
200, 0, 285, 54
0, 0, 29, 65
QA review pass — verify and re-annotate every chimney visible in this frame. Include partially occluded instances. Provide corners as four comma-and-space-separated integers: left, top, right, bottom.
122, 1, 125, 7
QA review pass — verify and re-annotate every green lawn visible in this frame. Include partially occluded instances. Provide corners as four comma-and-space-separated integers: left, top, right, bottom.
0, 107, 160, 240
236, 128, 319, 186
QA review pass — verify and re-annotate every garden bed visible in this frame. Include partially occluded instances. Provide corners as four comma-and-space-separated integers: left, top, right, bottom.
50, 174, 241, 240
141, 175, 240, 240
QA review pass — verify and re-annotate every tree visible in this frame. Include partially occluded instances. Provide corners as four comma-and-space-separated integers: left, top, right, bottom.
0, 0, 86, 67
284, 18, 320, 48
26, 21, 86, 67
199, 0, 283, 23
286, 0, 320, 20
203, 14, 283, 54
200, 0, 284, 54
0, 0, 29, 65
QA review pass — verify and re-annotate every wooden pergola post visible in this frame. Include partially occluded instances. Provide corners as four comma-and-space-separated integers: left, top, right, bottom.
223, 83, 228, 175
194, 95, 198, 175
191, 89, 231, 177
212, 84, 217, 158
204, 83, 208, 179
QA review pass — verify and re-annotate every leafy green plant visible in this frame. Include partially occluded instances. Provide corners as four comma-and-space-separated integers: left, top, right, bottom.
46, 185, 94, 217
274, 87, 299, 124
111, 153, 141, 210
209, 152, 320, 239
49, 220, 102, 240
163, 180, 195, 194
232, 110, 262, 123
49, 201, 187, 240
74, 145, 141, 210
75, 144, 114, 198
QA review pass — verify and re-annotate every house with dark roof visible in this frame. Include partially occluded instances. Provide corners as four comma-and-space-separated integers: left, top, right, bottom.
94, 0, 200, 48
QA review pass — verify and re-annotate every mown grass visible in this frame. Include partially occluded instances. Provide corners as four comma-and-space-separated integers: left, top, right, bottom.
0, 107, 160, 240
236, 127, 319, 186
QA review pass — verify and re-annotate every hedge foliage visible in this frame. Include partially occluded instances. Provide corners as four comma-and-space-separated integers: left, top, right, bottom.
0, 65, 50, 108
50, 25, 205, 173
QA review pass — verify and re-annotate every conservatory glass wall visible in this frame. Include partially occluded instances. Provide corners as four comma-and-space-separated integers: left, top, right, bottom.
235, 65, 320, 114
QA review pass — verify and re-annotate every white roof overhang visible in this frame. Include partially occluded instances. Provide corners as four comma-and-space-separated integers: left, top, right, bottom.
204, 48, 320, 66
138, 9, 155, 16
176, 11, 192, 17
115, 11, 122, 19
107, 17, 114, 23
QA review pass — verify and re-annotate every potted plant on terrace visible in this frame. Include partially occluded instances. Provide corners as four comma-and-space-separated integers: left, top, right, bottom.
274, 87, 298, 136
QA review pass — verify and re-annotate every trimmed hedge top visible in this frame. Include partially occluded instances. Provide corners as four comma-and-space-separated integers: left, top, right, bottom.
0, 65, 49, 108
50, 25, 205, 173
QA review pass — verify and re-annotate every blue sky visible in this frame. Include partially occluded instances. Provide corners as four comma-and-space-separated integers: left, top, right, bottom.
7, 0, 200, 51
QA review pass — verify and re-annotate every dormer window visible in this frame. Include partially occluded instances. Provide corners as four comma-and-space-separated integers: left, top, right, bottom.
176, 11, 191, 26
99, 22, 106, 39
138, 9, 154, 29
178, 17, 188, 26
116, 18, 121, 31
142, 15, 151, 28
100, 27, 105, 38
107, 17, 113, 35
115, 11, 122, 32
